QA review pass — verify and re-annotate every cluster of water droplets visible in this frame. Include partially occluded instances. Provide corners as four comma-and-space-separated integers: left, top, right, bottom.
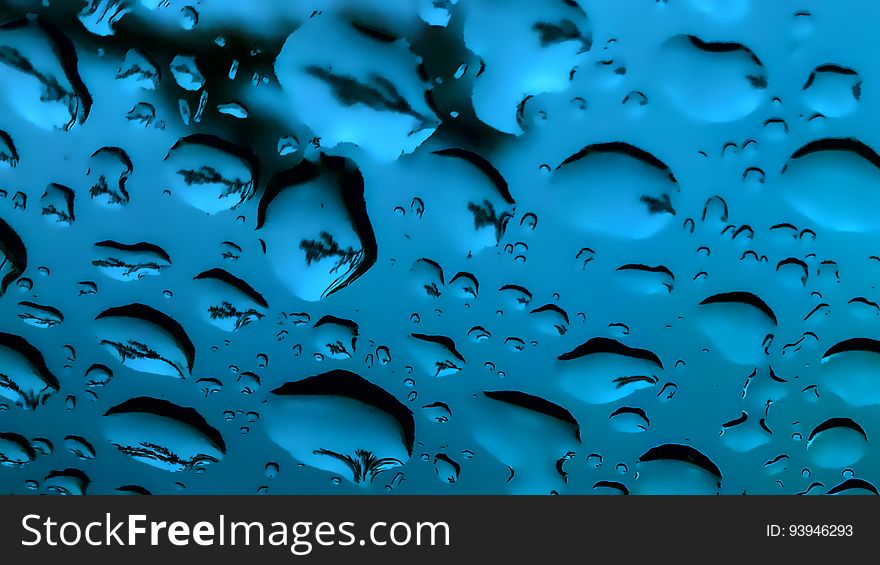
0, 0, 878, 495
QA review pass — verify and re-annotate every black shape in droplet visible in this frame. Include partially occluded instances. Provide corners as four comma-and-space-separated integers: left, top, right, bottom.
823, 337, 880, 359
116, 485, 152, 495
639, 443, 722, 479
699, 291, 778, 325
788, 137, 880, 170
826, 478, 878, 495
558, 337, 663, 368
483, 390, 581, 442
616, 264, 674, 279
557, 142, 677, 182
593, 480, 629, 495
808, 417, 867, 442
722, 411, 749, 428
610, 406, 650, 423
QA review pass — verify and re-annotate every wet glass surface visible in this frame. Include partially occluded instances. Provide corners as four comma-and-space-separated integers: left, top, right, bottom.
0, 0, 879, 495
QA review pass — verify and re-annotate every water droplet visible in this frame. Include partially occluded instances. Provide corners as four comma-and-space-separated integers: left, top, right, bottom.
170, 55, 204, 91
103, 397, 226, 471
265, 371, 413, 486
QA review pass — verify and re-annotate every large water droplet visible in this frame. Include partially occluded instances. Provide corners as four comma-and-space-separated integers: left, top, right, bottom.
257, 157, 377, 301
0, 16, 91, 130
807, 418, 868, 469
274, 16, 439, 160
558, 337, 662, 404
548, 143, 679, 239
471, 390, 580, 493
697, 291, 777, 365
95, 304, 195, 379
92, 241, 171, 281
164, 134, 258, 214
193, 269, 268, 331
103, 397, 226, 471
265, 370, 414, 486
0, 432, 35, 466
803, 64, 861, 118
463, 0, 591, 133
660, 35, 766, 122
781, 138, 880, 232
0, 332, 59, 409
